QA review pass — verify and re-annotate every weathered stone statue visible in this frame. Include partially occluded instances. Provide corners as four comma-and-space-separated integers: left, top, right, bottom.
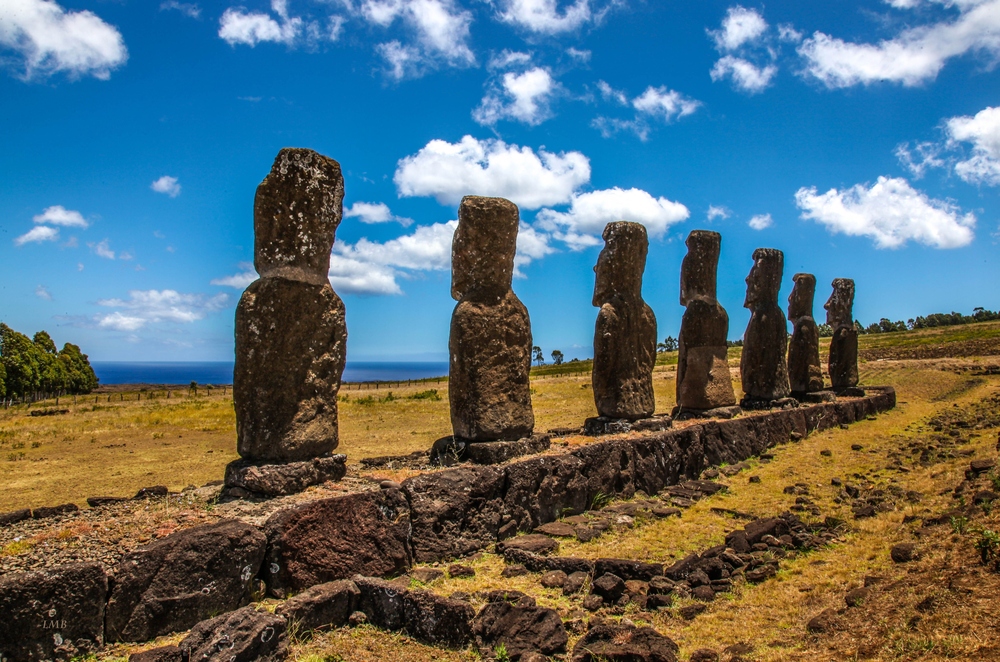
449, 196, 534, 442
675, 230, 737, 415
591, 222, 657, 420
826, 278, 859, 389
228, 148, 348, 496
740, 248, 790, 407
787, 273, 824, 395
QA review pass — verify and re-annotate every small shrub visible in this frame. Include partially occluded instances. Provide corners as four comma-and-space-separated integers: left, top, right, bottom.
974, 528, 1000, 566
951, 516, 969, 535
11, 441, 25, 450
407, 389, 441, 401
30, 441, 41, 448
494, 643, 510, 662
7, 452, 26, 461
590, 491, 612, 510
991, 470, 1000, 493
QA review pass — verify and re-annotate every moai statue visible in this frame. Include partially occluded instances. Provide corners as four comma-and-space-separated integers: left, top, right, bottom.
449, 196, 534, 442
826, 278, 859, 389
675, 230, 737, 415
231, 148, 347, 479
787, 273, 824, 395
740, 248, 790, 407
591, 222, 657, 420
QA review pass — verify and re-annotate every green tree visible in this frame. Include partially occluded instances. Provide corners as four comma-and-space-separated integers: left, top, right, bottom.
551, 350, 564, 365
657, 336, 678, 353
0, 361, 6, 399
34, 331, 69, 394
0, 323, 42, 398
532, 346, 544, 366
58, 342, 98, 393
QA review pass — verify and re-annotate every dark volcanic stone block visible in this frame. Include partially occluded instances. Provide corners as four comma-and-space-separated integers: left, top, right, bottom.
0, 562, 107, 661
274, 579, 359, 633
464, 434, 551, 465
403, 465, 506, 563
264, 489, 410, 597
224, 455, 346, 496
179, 605, 287, 662
354, 576, 474, 648
106, 520, 266, 643
472, 593, 568, 658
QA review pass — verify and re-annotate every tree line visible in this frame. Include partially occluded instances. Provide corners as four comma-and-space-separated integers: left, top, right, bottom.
0, 323, 99, 402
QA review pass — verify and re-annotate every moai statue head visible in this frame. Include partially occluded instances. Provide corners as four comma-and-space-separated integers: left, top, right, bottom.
593, 221, 648, 306
788, 273, 817, 321
744, 248, 783, 309
680, 230, 721, 306
825, 278, 855, 328
452, 196, 519, 305
253, 148, 344, 282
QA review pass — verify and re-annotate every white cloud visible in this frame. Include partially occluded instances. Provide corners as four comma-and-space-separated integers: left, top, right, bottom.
474, 66, 558, 126
151, 175, 182, 197
536, 187, 689, 249
710, 56, 777, 93
487, 49, 532, 70
748, 213, 773, 230
14, 225, 59, 246
344, 201, 414, 225
211, 262, 258, 289
566, 47, 591, 61
947, 105, 1000, 186
394, 135, 591, 209
219, 0, 310, 47
710, 5, 768, 51
33, 205, 87, 228
798, 0, 1000, 88
707, 205, 730, 221
632, 86, 701, 121
593, 85, 700, 140
895, 141, 946, 178
160, 1, 201, 19
35, 285, 52, 300
513, 222, 555, 275
496, 0, 591, 34
330, 220, 457, 294
89, 239, 115, 260
96, 289, 229, 331
363, 0, 474, 78
0, 0, 128, 81
795, 176, 976, 249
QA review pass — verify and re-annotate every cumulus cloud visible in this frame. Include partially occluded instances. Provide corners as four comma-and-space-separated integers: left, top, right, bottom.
947, 105, 1000, 186
89, 239, 115, 260
707, 205, 730, 221
896, 140, 946, 178
33, 205, 87, 228
513, 222, 555, 275
219, 0, 302, 46
536, 187, 689, 250
474, 66, 558, 126
0, 0, 128, 81
96, 289, 229, 331
795, 176, 976, 249
798, 0, 1000, 88
709, 5, 768, 51
708, 5, 779, 94
344, 201, 414, 226
330, 220, 457, 294
710, 56, 777, 93
748, 213, 773, 230
496, 0, 591, 34
160, 1, 201, 19
395, 135, 591, 209
593, 85, 700, 140
362, 0, 474, 78
35, 285, 52, 300
14, 225, 59, 246
151, 175, 181, 197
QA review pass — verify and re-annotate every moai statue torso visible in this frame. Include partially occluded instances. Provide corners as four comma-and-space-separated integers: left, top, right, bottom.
676, 230, 737, 412
740, 248, 790, 405
449, 196, 534, 441
592, 222, 657, 420
787, 273, 824, 394
234, 148, 348, 462
826, 278, 859, 389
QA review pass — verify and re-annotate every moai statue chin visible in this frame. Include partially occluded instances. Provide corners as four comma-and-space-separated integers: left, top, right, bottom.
675, 230, 737, 414
740, 248, 791, 407
591, 222, 657, 420
826, 278, 859, 389
233, 148, 348, 464
787, 273, 824, 395
449, 196, 534, 442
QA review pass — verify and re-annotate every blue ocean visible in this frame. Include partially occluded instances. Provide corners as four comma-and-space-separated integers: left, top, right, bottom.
91, 361, 450, 386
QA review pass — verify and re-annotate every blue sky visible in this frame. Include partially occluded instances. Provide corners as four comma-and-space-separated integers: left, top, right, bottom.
1, 0, 998, 362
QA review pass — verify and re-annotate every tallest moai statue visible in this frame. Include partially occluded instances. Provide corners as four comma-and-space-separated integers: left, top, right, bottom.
233, 148, 348, 465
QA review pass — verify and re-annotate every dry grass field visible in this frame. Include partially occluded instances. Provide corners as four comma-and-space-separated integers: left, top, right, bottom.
5, 321, 1000, 661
